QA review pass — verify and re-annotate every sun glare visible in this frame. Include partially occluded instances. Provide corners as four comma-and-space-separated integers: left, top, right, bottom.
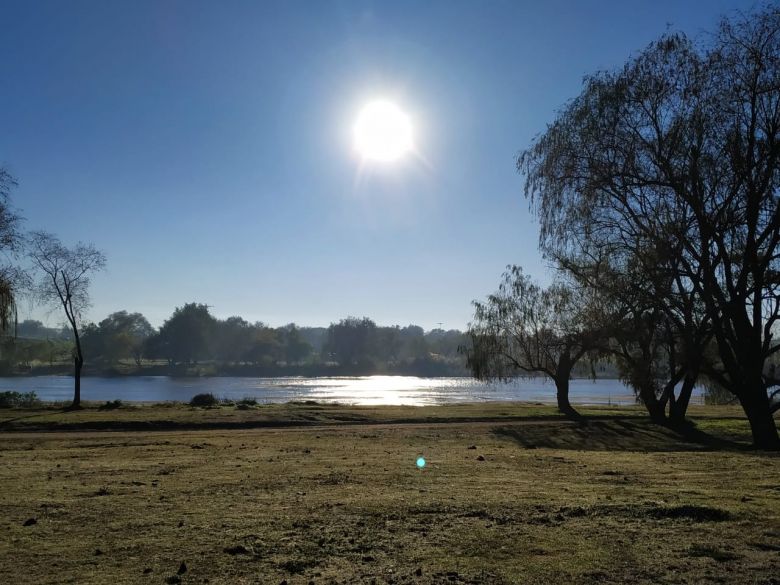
353, 100, 413, 162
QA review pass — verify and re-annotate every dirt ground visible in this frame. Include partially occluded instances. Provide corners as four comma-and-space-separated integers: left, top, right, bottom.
1, 403, 778, 584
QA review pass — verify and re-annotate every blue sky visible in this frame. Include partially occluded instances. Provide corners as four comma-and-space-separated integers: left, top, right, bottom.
0, 0, 756, 330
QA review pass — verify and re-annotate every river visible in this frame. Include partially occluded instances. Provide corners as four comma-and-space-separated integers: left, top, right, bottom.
0, 375, 705, 406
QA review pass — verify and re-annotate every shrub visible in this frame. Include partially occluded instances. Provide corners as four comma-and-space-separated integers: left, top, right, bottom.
0, 391, 40, 408
189, 393, 219, 407
236, 397, 259, 410
0, 391, 21, 408
98, 399, 123, 411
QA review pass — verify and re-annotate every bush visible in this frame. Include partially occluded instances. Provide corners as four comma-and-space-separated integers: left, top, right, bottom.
189, 393, 219, 407
98, 399, 123, 411
0, 391, 40, 408
235, 397, 258, 410
0, 391, 19, 408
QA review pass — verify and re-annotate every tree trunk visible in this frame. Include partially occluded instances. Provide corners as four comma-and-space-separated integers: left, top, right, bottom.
555, 377, 573, 413
638, 384, 666, 422
72, 355, 83, 409
553, 373, 582, 419
553, 352, 577, 416
739, 388, 780, 450
669, 374, 696, 425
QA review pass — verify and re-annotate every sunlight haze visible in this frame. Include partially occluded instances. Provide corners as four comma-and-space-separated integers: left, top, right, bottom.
0, 0, 757, 330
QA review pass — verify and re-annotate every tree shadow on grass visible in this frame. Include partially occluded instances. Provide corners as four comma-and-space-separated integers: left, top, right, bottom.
492, 417, 750, 452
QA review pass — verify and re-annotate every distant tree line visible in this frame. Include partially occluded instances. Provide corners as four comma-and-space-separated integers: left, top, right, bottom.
2, 305, 469, 376
468, 6, 780, 448
0, 169, 469, 400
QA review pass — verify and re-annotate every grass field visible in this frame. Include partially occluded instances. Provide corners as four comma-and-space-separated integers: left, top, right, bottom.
1, 402, 778, 584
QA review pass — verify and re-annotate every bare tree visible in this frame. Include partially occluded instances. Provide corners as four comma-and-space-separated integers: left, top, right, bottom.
467, 266, 601, 416
29, 231, 106, 408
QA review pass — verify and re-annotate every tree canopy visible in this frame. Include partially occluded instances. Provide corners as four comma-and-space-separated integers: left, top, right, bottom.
468, 266, 601, 415
28, 231, 106, 407
517, 6, 780, 447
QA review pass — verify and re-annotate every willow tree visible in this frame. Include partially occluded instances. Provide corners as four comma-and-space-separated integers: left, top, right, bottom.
518, 7, 780, 448
561, 247, 711, 424
29, 232, 106, 408
467, 266, 601, 416
0, 169, 26, 334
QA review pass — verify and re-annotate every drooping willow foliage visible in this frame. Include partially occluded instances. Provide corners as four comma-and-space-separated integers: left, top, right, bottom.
0, 278, 15, 333
0, 168, 23, 335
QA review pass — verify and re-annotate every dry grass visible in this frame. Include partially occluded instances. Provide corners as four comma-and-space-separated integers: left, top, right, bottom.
0, 403, 778, 584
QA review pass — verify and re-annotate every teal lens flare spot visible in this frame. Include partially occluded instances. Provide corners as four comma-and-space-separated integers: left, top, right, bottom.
416, 457, 426, 468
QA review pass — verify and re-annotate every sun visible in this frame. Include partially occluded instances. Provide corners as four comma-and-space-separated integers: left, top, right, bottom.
353, 100, 413, 162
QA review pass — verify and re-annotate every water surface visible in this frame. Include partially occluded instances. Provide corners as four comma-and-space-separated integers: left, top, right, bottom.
0, 375, 705, 406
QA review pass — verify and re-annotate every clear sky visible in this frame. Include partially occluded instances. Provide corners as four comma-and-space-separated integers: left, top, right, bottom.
0, 0, 757, 330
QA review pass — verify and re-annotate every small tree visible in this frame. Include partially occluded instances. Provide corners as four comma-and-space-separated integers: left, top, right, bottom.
467, 266, 601, 416
29, 232, 106, 408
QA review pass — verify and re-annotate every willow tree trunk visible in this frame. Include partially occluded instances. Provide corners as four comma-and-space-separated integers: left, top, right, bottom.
638, 384, 666, 423
739, 381, 780, 450
553, 356, 580, 419
554, 377, 573, 413
669, 374, 696, 425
